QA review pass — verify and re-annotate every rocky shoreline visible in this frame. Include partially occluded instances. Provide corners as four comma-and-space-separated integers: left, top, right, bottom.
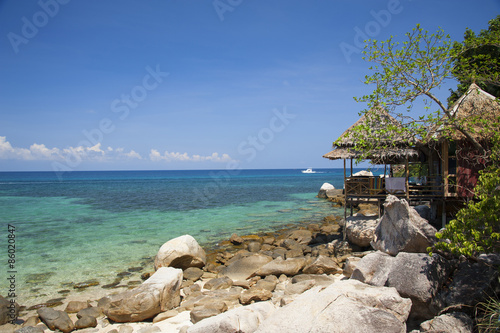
2, 195, 499, 333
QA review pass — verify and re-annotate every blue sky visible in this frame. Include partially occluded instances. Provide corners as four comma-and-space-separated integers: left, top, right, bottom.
0, 0, 498, 171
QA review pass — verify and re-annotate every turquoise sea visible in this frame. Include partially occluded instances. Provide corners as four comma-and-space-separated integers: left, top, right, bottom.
0, 168, 349, 305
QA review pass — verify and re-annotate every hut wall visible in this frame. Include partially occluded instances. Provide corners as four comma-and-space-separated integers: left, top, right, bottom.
456, 141, 488, 198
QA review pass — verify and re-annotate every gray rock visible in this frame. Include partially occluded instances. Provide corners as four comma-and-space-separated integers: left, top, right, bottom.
152, 309, 179, 323
255, 279, 411, 333
317, 183, 335, 198
229, 233, 244, 245
284, 279, 316, 295
183, 267, 204, 281
387, 252, 452, 320
154, 235, 207, 270
413, 205, 431, 221
0, 323, 18, 333
439, 261, 499, 309
327, 239, 352, 257
74, 316, 97, 329
14, 327, 44, 333
203, 276, 233, 290
478, 253, 500, 266
101, 267, 183, 322
37, 308, 74, 333
371, 195, 437, 255
20, 316, 39, 327
77, 306, 102, 319
0, 296, 19, 326
247, 242, 262, 253
287, 230, 313, 245
271, 248, 287, 259
253, 279, 277, 292
220, 253, 273, 281
255, 257, 306, 277
291, 274, 336, 287
239, 288, 273, 305
190, 301, 228, 324
302, 255, 342, 275
285, 248, 303, 258
351, 251, 395, 286
187, 301, 276, 333
64, 300, 89, 313
346, 216, 378, 247
180, 288, 242, 311
420, 312, 473, 333
342, 256, 361, 277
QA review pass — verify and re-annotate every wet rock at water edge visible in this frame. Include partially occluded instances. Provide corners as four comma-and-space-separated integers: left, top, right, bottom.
64, 300, 89, 313
127, 266, 143, 272
25, 273, 55, 285
73, 280, 100, 289
229, 233, 244, 245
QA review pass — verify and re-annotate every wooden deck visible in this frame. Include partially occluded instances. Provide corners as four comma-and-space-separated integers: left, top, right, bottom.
344, 175, 445, 200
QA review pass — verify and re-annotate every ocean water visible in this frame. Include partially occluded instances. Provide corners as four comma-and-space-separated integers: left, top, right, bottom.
0, 168, 348, 305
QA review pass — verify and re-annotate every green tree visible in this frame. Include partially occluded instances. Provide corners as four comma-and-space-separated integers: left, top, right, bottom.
350, 24, 487, 155
449, 15, 500, 105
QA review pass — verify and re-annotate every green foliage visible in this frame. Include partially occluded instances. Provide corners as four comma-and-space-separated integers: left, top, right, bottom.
449, 15, 500, 105
350, 24, 457, 158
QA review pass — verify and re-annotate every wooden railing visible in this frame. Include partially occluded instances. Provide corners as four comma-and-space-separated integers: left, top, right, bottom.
345, 175, 445, 199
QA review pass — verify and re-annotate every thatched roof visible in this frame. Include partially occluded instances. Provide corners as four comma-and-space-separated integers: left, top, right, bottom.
334, 105, 414, 147
448, 83, 500, 140
323, 105, 420, 163
322, 147, 420, 164
429, 83, 500, 141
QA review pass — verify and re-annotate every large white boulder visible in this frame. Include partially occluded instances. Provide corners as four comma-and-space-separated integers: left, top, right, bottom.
101, 267, 183, 322
317, 182, 335, 198
154, 235, 207, 270
371, 195, 437, 255
353, 170, 373, 177
187, 301, 277, 333
255, 279, 412, 333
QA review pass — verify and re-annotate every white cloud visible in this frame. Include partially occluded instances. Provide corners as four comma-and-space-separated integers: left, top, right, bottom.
149, 149, 234, 163
0, 136, 142, 162
122, 150, 142, 160
0, 136, 231, 165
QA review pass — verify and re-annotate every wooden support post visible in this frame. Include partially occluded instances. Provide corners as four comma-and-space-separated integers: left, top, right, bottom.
442, 200, 446, 228
343, 159, 347, 221
405, 157, 410, 200
443, 141, 449, 197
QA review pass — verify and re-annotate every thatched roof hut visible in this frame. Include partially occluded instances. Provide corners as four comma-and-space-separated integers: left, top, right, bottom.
323, 106, 420, 164
429, 83, 500, 141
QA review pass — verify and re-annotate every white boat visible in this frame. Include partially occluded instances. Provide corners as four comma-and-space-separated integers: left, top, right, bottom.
301, 168, 316, 174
